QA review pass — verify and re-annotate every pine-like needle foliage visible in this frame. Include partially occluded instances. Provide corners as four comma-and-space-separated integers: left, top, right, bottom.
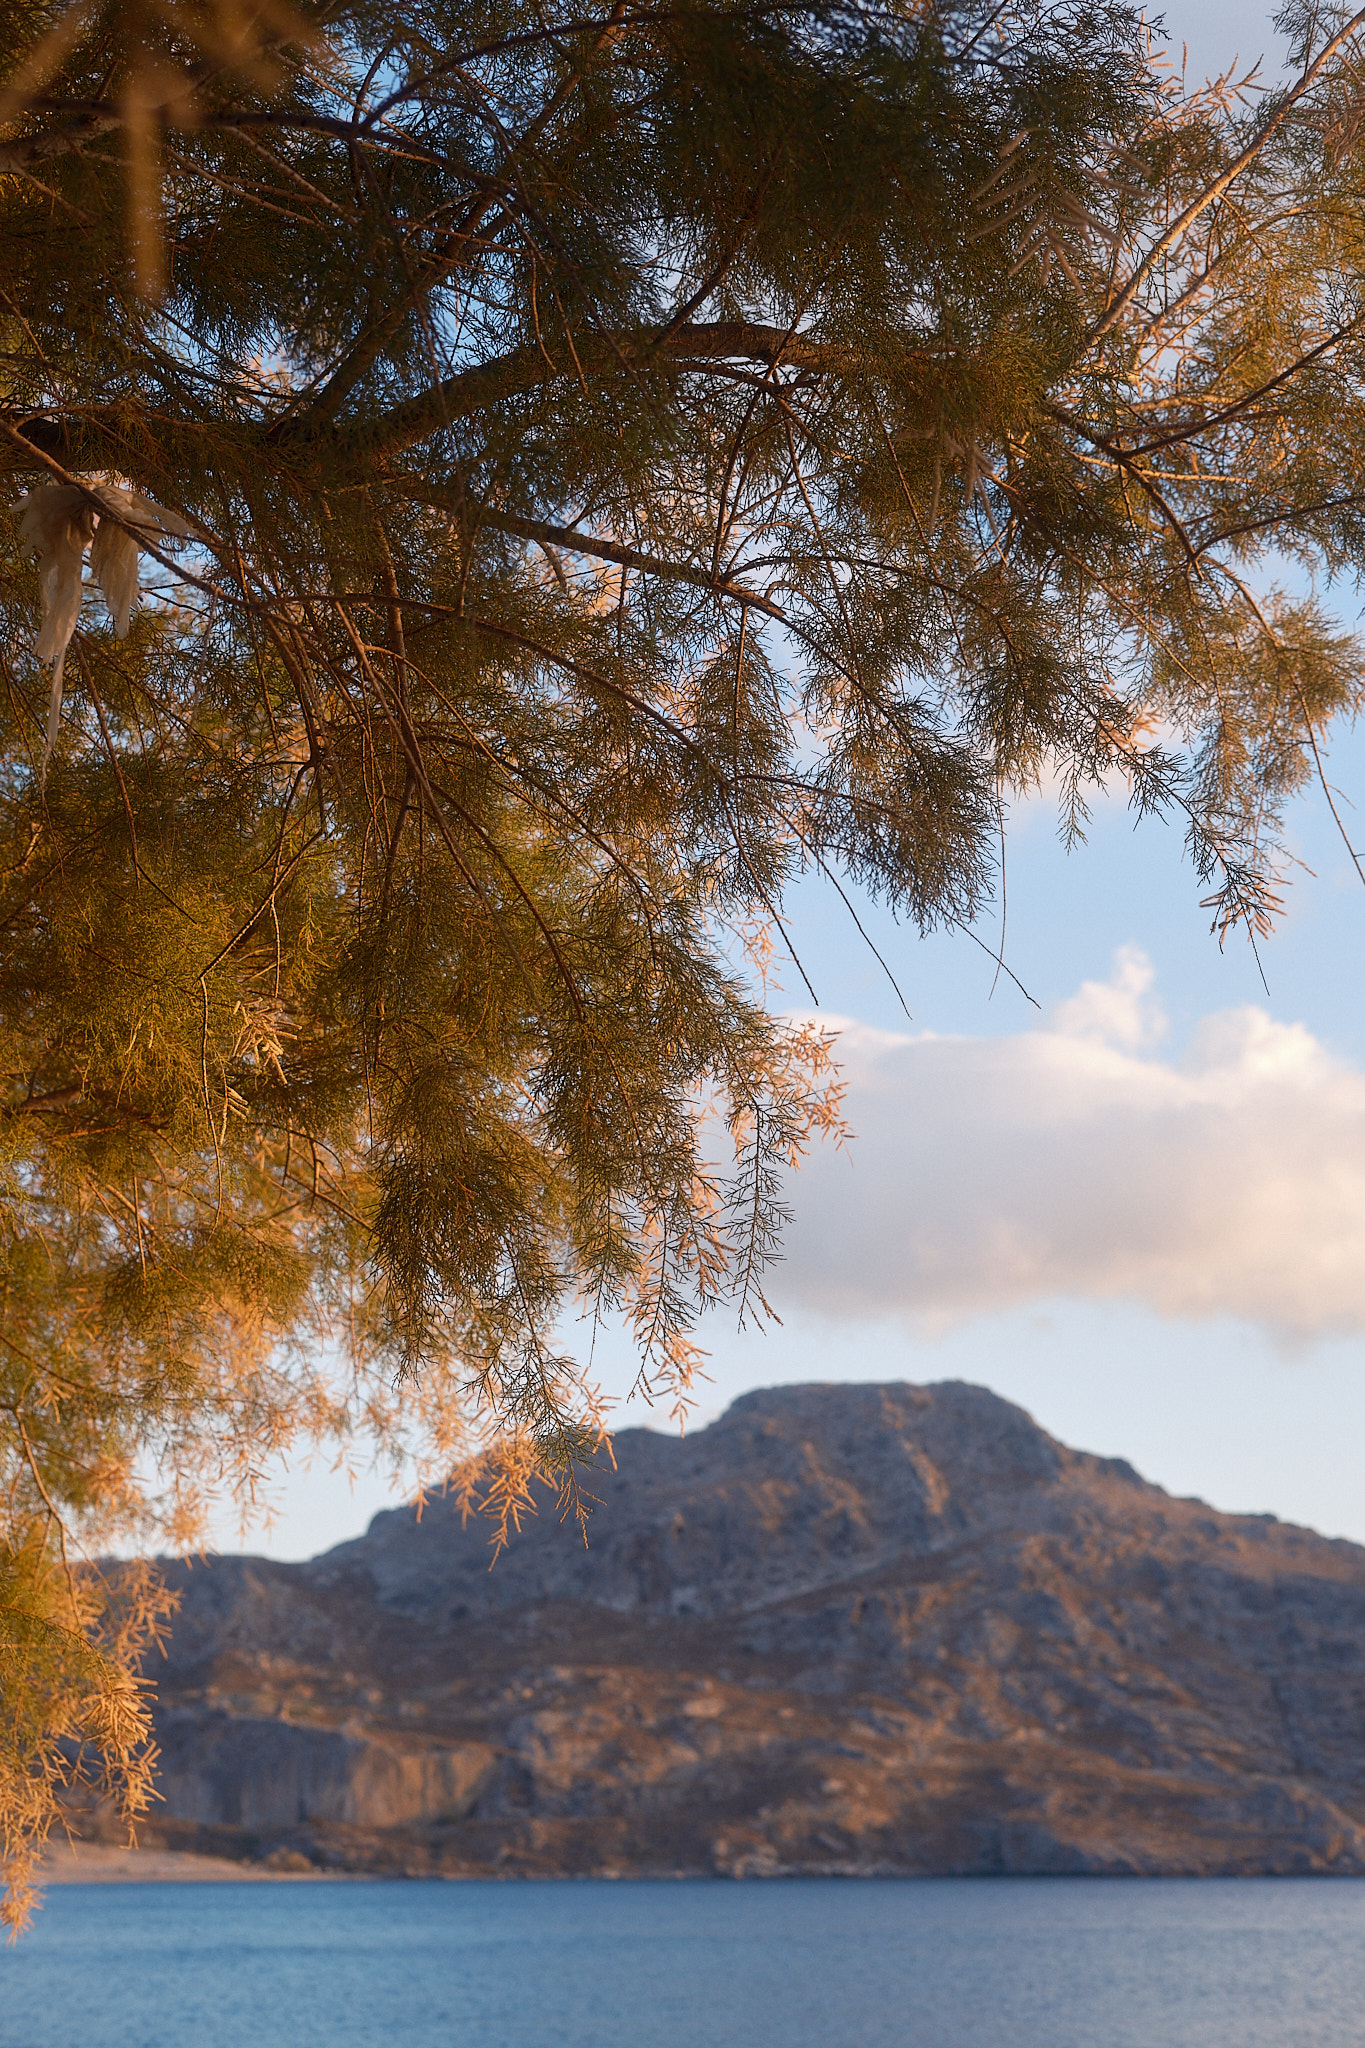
2, 0, 1365, 1927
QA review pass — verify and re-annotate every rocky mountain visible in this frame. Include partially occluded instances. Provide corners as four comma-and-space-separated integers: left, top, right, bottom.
122, 1381, 1365, 1876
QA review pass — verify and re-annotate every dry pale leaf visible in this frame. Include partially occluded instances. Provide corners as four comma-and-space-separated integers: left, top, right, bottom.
13, 485, 95, 661
89, 485, 196, 637
10, 480, 195, 779
11, 485, 96, 773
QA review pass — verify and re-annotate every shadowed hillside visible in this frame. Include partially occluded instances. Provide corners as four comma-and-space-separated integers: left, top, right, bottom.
120, 1383, 1365, 1876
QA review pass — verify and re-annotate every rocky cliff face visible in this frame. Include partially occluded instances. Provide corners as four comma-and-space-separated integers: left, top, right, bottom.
132, 1381, 1365, 1876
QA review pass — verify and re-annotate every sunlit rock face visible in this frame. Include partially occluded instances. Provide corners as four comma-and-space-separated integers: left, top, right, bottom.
155, 1713, 495, 1830
130, 1382, 1365, 1877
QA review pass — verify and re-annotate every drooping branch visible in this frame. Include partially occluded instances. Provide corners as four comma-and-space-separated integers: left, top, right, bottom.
410, 493, 789, 618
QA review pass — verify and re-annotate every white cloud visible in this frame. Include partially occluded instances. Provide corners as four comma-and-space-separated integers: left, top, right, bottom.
779, 950, 1365, 1339
1051, 942, 1166, 1051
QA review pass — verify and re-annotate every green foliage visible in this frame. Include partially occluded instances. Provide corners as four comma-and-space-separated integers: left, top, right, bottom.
1, 0, 1364, 1923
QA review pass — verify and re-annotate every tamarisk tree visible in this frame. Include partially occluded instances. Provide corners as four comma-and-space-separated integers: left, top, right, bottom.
2, 0, 1365, 1925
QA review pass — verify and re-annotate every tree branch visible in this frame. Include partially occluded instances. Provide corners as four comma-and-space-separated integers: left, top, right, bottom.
416, 495, 789, 618
1087, 7, 1365, 344
331, 323, 889, 460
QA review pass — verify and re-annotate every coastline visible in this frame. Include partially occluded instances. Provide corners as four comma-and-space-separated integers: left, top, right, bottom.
38, 1841, 348, 1884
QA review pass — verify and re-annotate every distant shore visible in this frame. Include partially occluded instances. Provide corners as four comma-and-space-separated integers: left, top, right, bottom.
39, 1842, 345, 1884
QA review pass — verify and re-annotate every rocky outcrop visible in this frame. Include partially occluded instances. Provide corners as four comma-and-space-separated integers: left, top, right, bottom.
155, 1711, 496, 1830
128, 1381, 1365, 1877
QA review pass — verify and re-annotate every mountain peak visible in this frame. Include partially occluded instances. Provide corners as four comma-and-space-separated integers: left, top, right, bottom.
137, 1378, 1365, 1881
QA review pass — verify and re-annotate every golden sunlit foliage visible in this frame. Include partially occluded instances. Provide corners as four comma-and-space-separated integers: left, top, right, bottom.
2, 0, 1365, 1928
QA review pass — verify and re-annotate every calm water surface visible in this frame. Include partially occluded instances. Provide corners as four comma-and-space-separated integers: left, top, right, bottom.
3, 1877, 1364, 2048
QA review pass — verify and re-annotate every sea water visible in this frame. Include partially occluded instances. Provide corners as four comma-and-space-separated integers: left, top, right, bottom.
3, 1876, 1365, 2048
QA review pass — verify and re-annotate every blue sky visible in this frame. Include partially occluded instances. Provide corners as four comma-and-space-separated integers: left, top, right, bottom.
207, 0, 1365, 1559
